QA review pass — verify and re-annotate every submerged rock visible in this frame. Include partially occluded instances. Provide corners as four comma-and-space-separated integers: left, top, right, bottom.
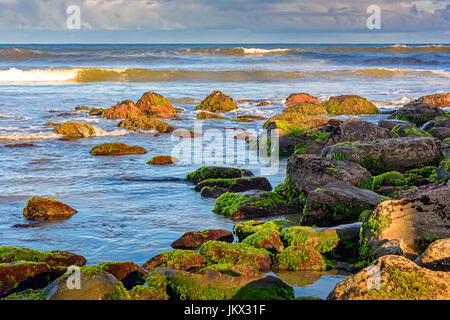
321, 95, 380, 115
196, 111, 226, 120
194, 91, 238, 113
90, 143, 147, 156
147, 155, 180, 165
171, 229, 234, 250
328, 255, 450, 300
4, 143, 35, 148
54, 122, 95, 138
117, 116, 174, 133
23, 197, 77, 221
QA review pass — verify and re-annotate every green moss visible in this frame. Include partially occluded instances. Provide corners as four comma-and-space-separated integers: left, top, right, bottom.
362, 213, 390, 238
280, 226, 318, 246
415, 236, 439, 252
108, 282, 131, 300
331, 152, 347, 161
362, 155, 387, 174
186, 166, 242, 183
392, 125, 431, 137
369, 267, 436, 299
1, 288, 46, 301
241, 229, 282, 252
213, 192, 251, 217
231, 286, 294, 300
233, 221, 280, 241
273, 246, 327, 271
358, 209, 371, 222
129, 285, 169, 300
144, 250, 203, 271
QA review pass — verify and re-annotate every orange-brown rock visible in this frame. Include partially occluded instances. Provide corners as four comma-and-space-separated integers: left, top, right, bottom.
23, 197, 77, 221
101, 100, 144, 120
136, 92, 176, 118
171, 230, 234, 250
285, 93, 319, 106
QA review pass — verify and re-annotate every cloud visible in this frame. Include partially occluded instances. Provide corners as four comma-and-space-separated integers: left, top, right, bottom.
0, 0, 448, 35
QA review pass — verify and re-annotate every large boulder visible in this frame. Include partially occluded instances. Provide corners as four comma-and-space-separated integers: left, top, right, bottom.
285, 93, 319, 106
23, 197, 77, 221
328, 255, 450, 300
389, 102, 446, 126
303, 181, 386, 227
417, 93, 450, 108
90, 143, 147, 156
135, 92, 176, 118
101, 100, 144, 120
54, 122, 95, 138
321, 137, 442, 174
241, 229, 284, 253
321, 95, 380, 115
117, 116, 174, 133
194, 91, 238, 113
283, 103, 328, 115
360, 183, 450, 255
171, 230, 234, 250
287, 154, 372, 195
415, 239, 450, 272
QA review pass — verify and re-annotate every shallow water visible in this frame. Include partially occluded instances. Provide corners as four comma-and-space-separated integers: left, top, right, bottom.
0, 44, 449, 297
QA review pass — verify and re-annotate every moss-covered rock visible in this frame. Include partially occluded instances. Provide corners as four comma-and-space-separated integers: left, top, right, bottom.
194, 91, 238, 113
147, 155, 180, 165
142, 250, 206, 272
233, 115, 267, 122
90, 142, 147, 156
285, 93, 319, 106
263, 112, 330, 136
117, 116, 174, 133
392, 123, 431, 138
88, 107, 105, 116
199, 241, 271, 272
417, 93, 450, 108
101, 100, 144, 120
1, 288, 45, 300
186, 166, 252, 183
171, 229, 234, 250
233, 220, 284, 242
199, 186, 229, 198
85, 262, 148, 290
284, 103, 328, 115
135, 91, 176, 118
322, 95, 380, 115
272, 246, 326, 271
241, 229, 284, 253
196, 111, 226, 120
54, 122, 95, 138
195, 177, 272, 193
389, 101, 446, 126
23, 197, 77, 221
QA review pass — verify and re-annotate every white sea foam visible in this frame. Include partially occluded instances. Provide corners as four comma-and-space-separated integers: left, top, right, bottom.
0, 132, 61, 141
240, 48, 291, 55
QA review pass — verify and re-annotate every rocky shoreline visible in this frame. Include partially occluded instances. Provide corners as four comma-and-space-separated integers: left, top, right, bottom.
1, 91, 449, 300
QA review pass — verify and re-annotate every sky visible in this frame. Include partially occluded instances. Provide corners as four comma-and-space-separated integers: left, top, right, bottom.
0, 0, 449, 43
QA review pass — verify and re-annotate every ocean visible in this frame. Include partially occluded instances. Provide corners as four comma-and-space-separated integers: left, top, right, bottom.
0, 43, 449, 298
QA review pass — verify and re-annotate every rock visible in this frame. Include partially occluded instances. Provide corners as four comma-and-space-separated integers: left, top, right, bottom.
321, 95, 380, 115
213, 192, 298, 220
194, 91, 238, 113
90, 143, 147, 156
88, 108, 105, 116
234, 132, 256, 142
378, 119, 408, 131
321, 137, 442, 175
45, 122, 59, 127
23, 197, 77, 221
389, 102, 446, 126
415, 239, 450, 271
272, 246, 326, 272
54, 122, 95, 138
196, 111, 226, 120
199, 263, 260, 276
168, 269, 294, 300
328, 255, 450, 300
263, 112, 331, 136
257, 101, 271, 107
371, 239, 408, 259
436, 158, 450, 182
186, 166, 253, 183
303, 181, 386, 227
75, 106, 90, 111
142, 250, 206, 272
233, 221, 282, 242
241, 229, 284, 253
199, 241, 271, 272
171, 230, 234, 250
284, 102, 328, 115
195, 177, 272, 193
233, 115, 267, 122
199, 186, 229, 198
44, 271, 119, 300
173, 131, 202, 138
93, 262, 148, 290
147, 155, 179, 165
101, 100, 144, 120
392, 123, 431, 137
4, 143, 35, 148
287, 154, 372, 195
0, 246, 86, 297
427, 127, 450, 141
117, 116, 174, 133
417, 93, 450, 108
285, 93, 319, 106
360, 183, 450, 255
135, 92, 175, 118
129, 276, 170, 300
